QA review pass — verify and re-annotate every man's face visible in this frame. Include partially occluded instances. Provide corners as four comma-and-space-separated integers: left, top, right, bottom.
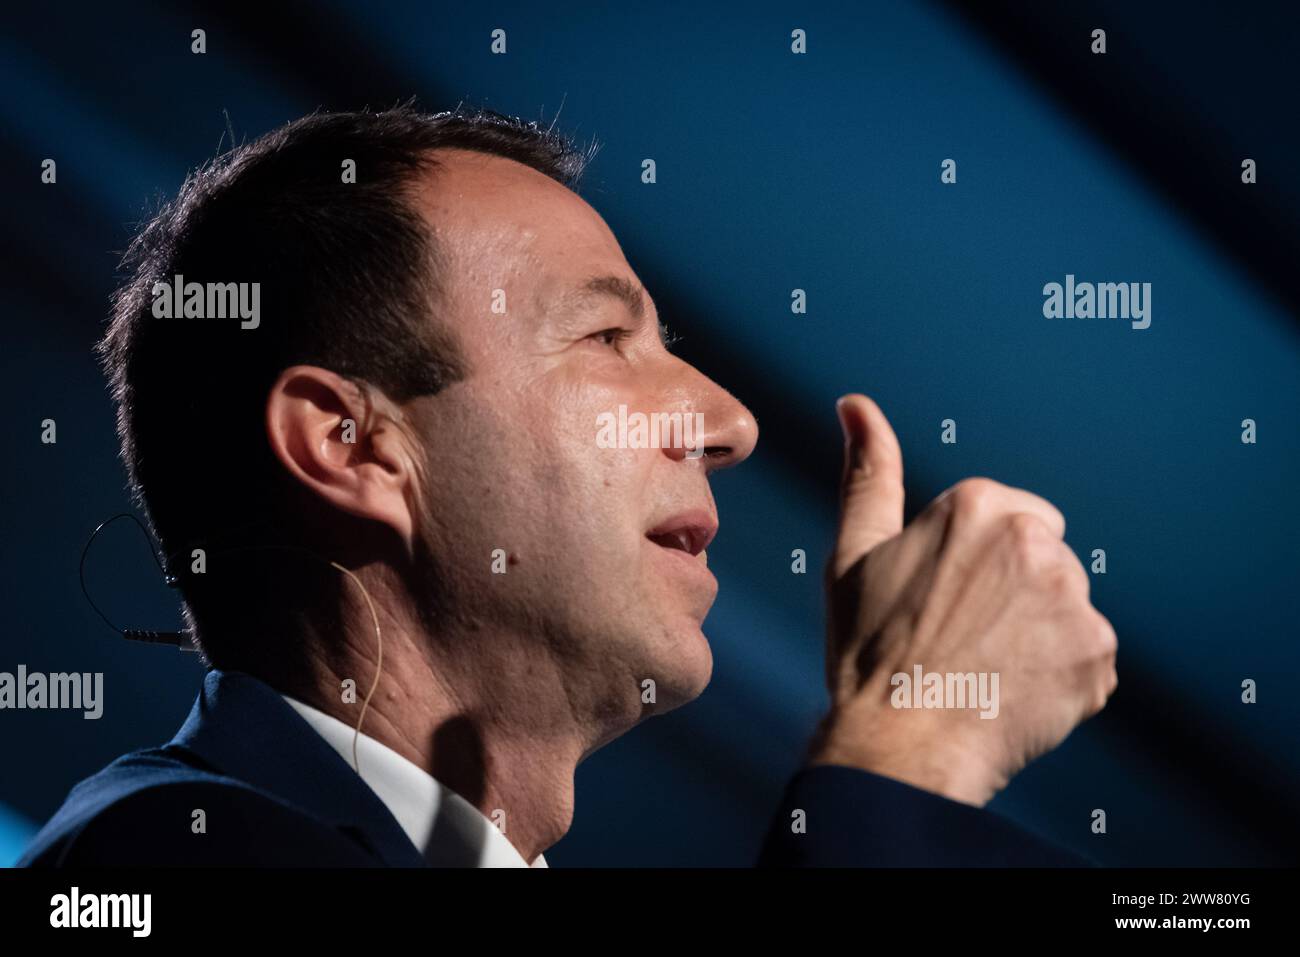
401, 149, 757, 740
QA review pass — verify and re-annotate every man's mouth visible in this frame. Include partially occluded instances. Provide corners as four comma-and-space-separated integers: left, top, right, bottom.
645, 510, 718, 558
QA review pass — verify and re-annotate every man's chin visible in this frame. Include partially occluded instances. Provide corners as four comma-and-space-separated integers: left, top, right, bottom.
641, 623, 713, 715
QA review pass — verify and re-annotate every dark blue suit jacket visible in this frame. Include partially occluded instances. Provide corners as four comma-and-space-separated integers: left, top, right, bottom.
20, 669, 1085, 866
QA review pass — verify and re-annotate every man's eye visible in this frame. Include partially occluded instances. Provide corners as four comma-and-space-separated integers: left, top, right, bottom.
588, 328, 629, 348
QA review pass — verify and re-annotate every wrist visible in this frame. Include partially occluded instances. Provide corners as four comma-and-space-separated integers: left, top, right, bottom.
807, 716, 1002, 807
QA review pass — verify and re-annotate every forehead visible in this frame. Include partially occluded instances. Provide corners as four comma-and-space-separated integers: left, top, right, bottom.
410, 147, 628, 298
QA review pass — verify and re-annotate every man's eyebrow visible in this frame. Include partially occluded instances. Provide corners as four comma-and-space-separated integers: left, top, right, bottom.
558, 274, 678, 349
572, 274, 645, 320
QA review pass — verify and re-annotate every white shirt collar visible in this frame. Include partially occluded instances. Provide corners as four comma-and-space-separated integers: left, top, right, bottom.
281, 695, 547, 868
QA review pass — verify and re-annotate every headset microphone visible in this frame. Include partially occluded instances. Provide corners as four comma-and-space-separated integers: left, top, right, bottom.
80, 514, 384, 773
79, 513, 193, 651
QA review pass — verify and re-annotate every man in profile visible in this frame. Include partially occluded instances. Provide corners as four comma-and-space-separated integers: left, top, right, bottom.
21, 106, 1117, 867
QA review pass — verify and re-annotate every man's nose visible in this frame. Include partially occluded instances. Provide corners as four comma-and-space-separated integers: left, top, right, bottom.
662, 367, 759, 471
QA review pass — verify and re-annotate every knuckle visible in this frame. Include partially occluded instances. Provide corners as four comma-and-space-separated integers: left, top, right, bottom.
1043, 565, 1077, 599
1090, 687, 1110, 716
1066, 548, 1092, 593
1009, 510, 1046, 537
841, 466, 875, 500
1005, 512, 1051, 566
948, 477, 1000, 522
1092, 667, 1119, 714
1092, 613, 1119, 656
1047, 545, 1090, 598
1024, 493, 1066, 533
1072, 610, 1118, 662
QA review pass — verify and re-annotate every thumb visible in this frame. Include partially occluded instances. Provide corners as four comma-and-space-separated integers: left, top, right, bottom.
831, 394, 905, 579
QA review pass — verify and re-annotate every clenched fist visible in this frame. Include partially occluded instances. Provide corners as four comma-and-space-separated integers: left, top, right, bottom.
808, 394, 1119, 807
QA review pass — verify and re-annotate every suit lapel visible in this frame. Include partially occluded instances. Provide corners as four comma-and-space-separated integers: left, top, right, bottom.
170, 668, 427, 867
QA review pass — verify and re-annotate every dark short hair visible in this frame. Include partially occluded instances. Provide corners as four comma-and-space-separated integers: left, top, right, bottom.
98, 104, 591, 651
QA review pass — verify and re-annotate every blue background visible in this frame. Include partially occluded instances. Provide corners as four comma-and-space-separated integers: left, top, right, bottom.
1, 0, 1296, 866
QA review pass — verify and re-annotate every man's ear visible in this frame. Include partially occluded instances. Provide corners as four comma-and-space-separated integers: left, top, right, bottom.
265, 365, 416, 543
